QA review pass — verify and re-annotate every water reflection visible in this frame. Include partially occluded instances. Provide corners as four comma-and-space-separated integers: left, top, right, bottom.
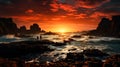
0, 33, 120, 63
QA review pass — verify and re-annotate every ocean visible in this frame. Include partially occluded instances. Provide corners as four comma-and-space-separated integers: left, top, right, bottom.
0, 32, 120, 63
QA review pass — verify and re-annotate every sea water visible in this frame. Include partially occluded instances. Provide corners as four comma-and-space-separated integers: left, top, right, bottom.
0, 33, 120, 62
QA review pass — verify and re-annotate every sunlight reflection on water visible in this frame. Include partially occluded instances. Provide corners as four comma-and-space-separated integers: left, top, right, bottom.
0, 33, 120, 63
34, 33, 120, 63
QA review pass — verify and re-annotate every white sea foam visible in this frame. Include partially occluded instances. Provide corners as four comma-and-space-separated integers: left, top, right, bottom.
0, 34, 31, 43
0, 33, 120, 62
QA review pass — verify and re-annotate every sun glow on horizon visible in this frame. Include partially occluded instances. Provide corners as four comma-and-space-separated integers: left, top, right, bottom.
48, 24, 71, 33
59, 29, 67, 33
54, 27, 70, 33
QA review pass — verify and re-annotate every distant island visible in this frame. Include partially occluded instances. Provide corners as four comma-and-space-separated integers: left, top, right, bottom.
0, 18, 45, 36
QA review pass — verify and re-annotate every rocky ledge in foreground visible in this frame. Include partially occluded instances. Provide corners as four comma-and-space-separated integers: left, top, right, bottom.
0, 40, 65, 58
0, 49, 120, 67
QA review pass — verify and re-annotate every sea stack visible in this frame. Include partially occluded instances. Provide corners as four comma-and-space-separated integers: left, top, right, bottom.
111, 15, 120, 36
88, 15, 120, 37
0, 18, 18, 35
96, 18, 111, 36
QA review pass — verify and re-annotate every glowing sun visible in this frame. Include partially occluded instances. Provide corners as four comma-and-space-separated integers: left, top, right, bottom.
59, 29, 66, 33
52, 25, 70, 33
57, 27, 70, 33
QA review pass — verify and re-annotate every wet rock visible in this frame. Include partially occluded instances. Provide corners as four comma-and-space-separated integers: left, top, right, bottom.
83, 49, 109, 57
87, 61, 103, 67
104, 54, 120, 67
65, 53, 84, 62
71, 35, 82, 38
0, 40, 55, 58
68, 48, 77, 51
53, 42, 66, 46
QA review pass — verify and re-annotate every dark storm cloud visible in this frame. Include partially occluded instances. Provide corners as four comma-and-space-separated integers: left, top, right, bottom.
76, 0, 110, 8
50, 0, 111, 19
0, 0, 54, 16
92, 0, 120, 18
0, 0, 120, 19
0, 0, 12, 4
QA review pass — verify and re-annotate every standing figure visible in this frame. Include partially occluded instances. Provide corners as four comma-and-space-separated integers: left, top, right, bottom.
37, 36, 39, 40
40, 35, 42, 40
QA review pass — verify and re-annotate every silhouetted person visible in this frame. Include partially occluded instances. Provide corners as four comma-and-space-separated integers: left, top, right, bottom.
37, 36, 39, 40
40, 35, 42, 40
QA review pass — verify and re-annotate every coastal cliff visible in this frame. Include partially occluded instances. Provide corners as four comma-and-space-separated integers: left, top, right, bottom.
88, 15, 120, 37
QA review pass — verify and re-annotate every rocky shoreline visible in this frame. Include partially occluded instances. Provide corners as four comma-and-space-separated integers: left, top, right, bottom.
0, 40, 66, 58
0, 50, 120, 67
0, 41, 120, 67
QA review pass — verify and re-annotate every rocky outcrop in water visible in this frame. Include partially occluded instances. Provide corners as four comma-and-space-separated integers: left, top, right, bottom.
0, 18, 18, 35
88, 15, 120, 37
111, 16, 120, 37
19, 26, 27, 34
19, 24, 42, 34
0, 18, 44, 35
29, 23, 41, 33
96, 18, 111, 36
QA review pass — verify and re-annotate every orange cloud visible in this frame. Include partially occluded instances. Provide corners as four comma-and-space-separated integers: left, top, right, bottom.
51, 17, 61, 21
67, 13, 75, 16
90, 12, 110, 18
75, 14, 88, 19
59, 4, 76, 12
76, 0, 110, 8
50, 3, 59, 12
50, 1, 76, 12
25, 9, 34, 13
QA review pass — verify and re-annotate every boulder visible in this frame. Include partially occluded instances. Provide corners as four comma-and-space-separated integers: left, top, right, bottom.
83, 49, 109, 57
66, 53, 84, 62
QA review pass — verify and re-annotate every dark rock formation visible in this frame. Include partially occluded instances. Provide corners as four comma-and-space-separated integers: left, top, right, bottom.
0, 18, 18, 35
0, 40, 54, 58
0, 17, 44, 35
65, 53, 84, 62
96, 18, 111, 36
0, 47, 120, 67
29, 23, 41, 33
43, 32, 58, 35
83, 49, 109, 57
103, 54, 120, 67
111, 15, 120, 37
88, 15, 120, 37
19, 26, 27, 34
19, 24, 42, 34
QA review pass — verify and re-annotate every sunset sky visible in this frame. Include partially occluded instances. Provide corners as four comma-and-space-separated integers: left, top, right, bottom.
0, 0, 120, 32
